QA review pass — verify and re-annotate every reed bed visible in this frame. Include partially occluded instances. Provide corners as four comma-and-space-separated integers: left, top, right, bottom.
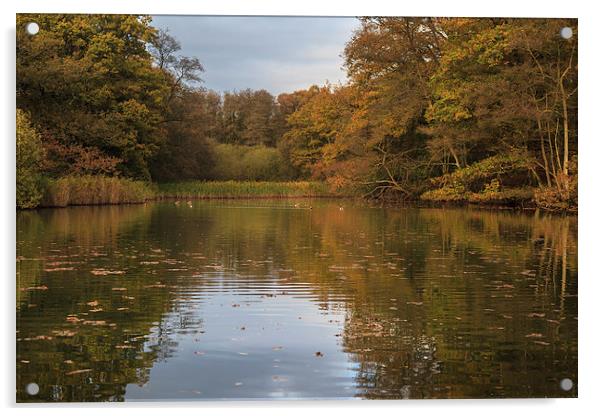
40, 176, 154, 207
156, 181, 335, 199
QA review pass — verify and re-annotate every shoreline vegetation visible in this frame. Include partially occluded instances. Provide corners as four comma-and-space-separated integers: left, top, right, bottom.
35, 177, 341, 208
28, 175, 575, 213
17, 16, 577, 212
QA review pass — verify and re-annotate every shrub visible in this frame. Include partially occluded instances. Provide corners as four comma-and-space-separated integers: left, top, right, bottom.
210, 143, 293, 180
468, 187, 534, 205
16, 110, 46, 209
429, 151, 535, 192
420, 182, 467, 202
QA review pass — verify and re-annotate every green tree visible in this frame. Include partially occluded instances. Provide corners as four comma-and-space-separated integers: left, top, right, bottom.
17, 14, 168, 180
16, 110, 45, 208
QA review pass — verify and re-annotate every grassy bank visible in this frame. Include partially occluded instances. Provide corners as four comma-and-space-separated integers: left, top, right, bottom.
40, 176, 154, 207
156, 181, 336, 199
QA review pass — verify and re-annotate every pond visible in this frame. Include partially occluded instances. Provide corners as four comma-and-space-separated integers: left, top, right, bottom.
16, 200, 578, 401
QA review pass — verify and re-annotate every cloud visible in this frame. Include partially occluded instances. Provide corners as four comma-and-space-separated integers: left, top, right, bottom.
150, 15, 359, 94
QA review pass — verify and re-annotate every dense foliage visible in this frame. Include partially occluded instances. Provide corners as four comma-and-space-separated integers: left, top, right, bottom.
16, 16, 577, 210
283, 18, 577, 207
16, 110, 45, 208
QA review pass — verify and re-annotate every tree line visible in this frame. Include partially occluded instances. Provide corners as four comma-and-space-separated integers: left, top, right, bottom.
17, 15, 577, 210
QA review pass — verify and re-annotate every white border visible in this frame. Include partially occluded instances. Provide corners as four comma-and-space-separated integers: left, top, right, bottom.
2, 1, 600, 415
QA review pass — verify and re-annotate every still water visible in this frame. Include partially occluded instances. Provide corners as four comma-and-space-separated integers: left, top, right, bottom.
16, 200, 577, 401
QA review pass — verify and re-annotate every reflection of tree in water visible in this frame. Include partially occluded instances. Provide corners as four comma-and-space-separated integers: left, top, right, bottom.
342, 309, 441, 399
17, 202, 577, 401
16, 205, 205, 402
334, 208, 576, 399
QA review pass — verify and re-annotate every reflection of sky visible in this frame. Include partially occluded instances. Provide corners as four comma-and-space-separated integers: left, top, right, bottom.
126, 285, 359, 400
150, 16, 360, 95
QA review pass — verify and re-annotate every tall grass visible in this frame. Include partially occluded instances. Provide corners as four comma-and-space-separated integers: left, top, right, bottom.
156, 181, 336, 199
40, 176, 154, 207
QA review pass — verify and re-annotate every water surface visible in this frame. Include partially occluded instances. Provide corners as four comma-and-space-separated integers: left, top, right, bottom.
16, 200, 578, 401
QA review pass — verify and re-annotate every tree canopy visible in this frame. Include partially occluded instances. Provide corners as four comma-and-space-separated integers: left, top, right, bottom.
17, 15, 578, 209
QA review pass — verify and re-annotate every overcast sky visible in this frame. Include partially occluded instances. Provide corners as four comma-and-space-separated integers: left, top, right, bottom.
150, 16, 360, 95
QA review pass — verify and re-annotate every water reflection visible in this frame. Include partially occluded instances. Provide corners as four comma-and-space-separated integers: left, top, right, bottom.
16, 201, 577, 401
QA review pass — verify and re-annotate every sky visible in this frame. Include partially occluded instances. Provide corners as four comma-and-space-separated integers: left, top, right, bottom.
150, 16, 360, 95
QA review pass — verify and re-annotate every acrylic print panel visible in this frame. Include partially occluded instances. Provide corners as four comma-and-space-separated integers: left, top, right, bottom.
16, 14, 577, 402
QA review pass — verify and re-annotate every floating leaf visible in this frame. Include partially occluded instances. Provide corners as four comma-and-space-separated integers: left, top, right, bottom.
52, 330, 76, 337
90, 269, 125, 276
66, 369, 92, 376
20, 286, 48, 291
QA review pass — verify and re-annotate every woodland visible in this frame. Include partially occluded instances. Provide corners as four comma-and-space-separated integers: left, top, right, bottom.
16, 15, 577, 210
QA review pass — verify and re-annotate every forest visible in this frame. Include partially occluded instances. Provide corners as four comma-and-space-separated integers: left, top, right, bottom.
16, 15, 577, 210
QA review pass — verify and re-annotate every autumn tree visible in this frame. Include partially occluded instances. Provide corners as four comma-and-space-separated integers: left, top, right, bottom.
16, 14, 169, 180
425, 18, 577, 205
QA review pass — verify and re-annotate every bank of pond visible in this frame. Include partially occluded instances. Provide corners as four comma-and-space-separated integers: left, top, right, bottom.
18, 175, 575, 212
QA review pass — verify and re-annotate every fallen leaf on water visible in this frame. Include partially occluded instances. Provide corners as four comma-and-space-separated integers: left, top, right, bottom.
90, 269, 126, 276
22, 335, 53, 341
66, 316, 82, 323
52, 330, 77, 337
82, 320, 107, 326
66, 369, 92, 376
315, 351, 324, 357
20, 286, 48, 291
240, 326, 246, 330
